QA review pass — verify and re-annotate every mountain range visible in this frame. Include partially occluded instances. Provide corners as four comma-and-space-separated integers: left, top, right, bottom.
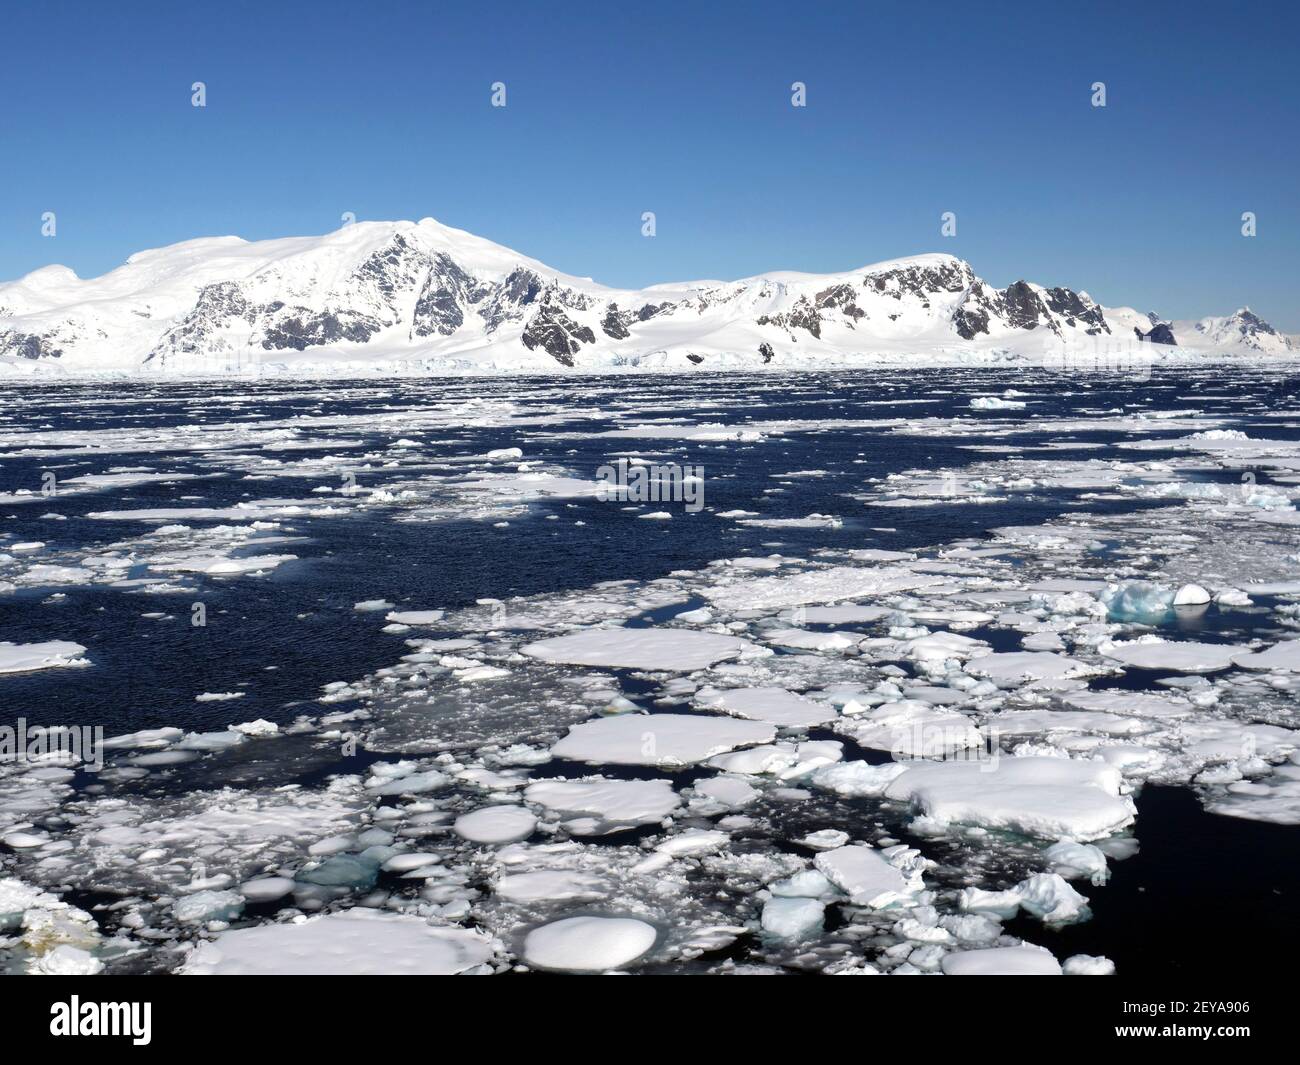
0, 218, 1293, 376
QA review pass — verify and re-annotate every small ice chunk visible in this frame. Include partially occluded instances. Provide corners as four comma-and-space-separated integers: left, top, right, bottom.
1101, 581, 1174, 621
761, 897, 825, 940
551, 713, 774, 768
696, 686, 837, 728
29, 945, 104, 976
453, 805, 537, 844
814, 845, 914, 907
655, 829, 728, 857
692, 775, 758, 808
181, 910, 493, 975
522, 916, 657, 972
798, 829, 850, 851
173, 890, 245, 924
885, 756, 1134, 841
1044, 840, 1109, 884
525, 777, 680, 832
942, 945, 1061, 975
495, 870, 607, 903
1173, 584, 1211, 606
522, 627, 762, 671
812, 760, 909, 798
0, 640, 89, 675
231, 719, 278, 737
1103, 640, 1247, 674
1007, 873, 1090, 923
1063, 954, 1116, 975
238, 876, 295, 902
385, 609, 445, 625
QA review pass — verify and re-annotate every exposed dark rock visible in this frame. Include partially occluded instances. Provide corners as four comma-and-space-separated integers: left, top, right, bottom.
1136, 322, 1177, 345
999, 281, 1046, 330
816, 284, 866, 322
259, 304, 384, 351
478, 267, 545, 333
601, 303, 631, 339
145, 282, 253, 363
757, 296, 822, 339
862, 259, 973, 300
0, 331, 62, 359
411, 253, 486, 338
1043, 286, 1109, 335
520, 305, 595, 365
952, 306, 991, 339
758, 342, 775, 363
348, 233, 429, 324
636, 302, 670, 321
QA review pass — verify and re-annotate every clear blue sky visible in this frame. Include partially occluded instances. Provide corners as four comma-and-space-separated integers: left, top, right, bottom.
2, 0, 1297, 327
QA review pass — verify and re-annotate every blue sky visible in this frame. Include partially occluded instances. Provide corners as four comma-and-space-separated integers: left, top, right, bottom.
2, 0, 1297, 327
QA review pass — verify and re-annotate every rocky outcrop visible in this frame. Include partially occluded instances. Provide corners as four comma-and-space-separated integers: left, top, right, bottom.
520, 304, 596, 365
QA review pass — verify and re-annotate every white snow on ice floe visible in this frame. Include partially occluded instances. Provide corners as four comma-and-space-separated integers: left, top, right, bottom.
522, 627, 764, 671
884, 757, 1135, 840
941, 945, 1061, 975
551, 713, 775, 767
702, 565, 941, 612
1231, 639, 1300, 672
696, 686, 838, 728
0, 641, 89, 674
965, 651, 1097, 685
813, 844, 921, 908
522, 915, 657, 972
524, 777, 680, 834
181, 909, 495, 975
453, 805, 538, 844
1103, 639, 1247, 673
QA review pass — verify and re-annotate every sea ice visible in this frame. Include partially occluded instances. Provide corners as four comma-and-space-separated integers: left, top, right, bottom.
522, 627, 763, 671
702, 565, 941, 612
942, 945, 1061, 975
761, 897, 825, 940
181, 910, 495, 975
695, 686, 837, 728
551, 713, 775, 767
965, 652, 1094, 685
453, 805, 538, 844
1231, 639, 1300, 672
884, 756, 1135, 840
524, 777, 681, 833
1101, 581, 1174, 620
522, 915, 657, 972
1103, 640, 1247, 673
494, 870, 608, 903
0, 641, 89, 674
172, 890, 244, 925
814, 845, 917, 907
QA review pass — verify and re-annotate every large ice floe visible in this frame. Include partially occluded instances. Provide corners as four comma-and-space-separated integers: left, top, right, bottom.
3, 370, 1300, 977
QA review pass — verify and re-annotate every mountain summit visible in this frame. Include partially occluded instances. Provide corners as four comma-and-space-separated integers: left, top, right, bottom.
0, 218, 1291, 375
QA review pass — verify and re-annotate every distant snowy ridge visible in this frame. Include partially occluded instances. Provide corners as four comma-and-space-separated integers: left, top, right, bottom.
0, 217, 1292, 377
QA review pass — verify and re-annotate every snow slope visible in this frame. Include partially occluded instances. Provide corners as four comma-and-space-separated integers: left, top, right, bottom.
0, 218, 1291, 377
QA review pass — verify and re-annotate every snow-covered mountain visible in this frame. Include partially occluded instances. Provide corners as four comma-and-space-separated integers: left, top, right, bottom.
0, 218, 1291, 376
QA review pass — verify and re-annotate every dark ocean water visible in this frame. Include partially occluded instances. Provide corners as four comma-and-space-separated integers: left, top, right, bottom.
1, 367, 1297, 975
